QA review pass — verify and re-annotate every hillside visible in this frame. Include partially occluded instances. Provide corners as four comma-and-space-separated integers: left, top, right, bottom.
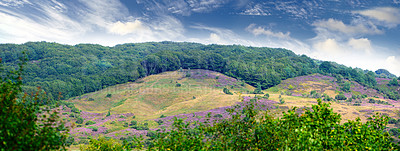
68, 69, 253, 119
2, 42, 398, 102
60, 70, 400, 148
269, 74, 400, 123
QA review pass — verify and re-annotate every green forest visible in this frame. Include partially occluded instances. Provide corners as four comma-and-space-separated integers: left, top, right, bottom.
1, 42, 399, 101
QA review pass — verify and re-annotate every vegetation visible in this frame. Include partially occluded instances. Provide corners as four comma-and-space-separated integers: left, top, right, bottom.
1, 42, 398, 101
0, 57, 69, 150
81, 98, 399, 150
223, 87, 233, 95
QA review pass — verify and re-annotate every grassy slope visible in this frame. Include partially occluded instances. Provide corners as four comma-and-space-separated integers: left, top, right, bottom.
268, 73, 400, 123
68, 69, 253, 121
65, 71, 400, 149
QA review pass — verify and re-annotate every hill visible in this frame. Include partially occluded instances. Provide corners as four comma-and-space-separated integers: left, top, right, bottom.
63, 69, 256, 144
2, 41, 398, 102
61, 70, 400, 147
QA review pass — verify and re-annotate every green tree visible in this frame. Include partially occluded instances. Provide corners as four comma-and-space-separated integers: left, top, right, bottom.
0, 57, 70, 150
388, 78, 399, 86
253, 83, 263, 94
341, 81, 351, 92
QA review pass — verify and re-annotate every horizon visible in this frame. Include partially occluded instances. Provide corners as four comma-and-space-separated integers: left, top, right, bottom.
1, 0, 399, 76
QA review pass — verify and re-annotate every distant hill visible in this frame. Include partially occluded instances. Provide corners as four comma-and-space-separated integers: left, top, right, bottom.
0, 41, 398, 101
375, 69, 397, 79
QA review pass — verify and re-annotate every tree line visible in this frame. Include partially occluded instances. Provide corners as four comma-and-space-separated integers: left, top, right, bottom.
0, 41, 398, 100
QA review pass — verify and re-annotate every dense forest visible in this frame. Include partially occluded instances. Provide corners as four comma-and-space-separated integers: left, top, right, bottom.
1, 41, 399, 100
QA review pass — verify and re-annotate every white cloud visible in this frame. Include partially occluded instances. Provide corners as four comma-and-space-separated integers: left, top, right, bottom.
385, 56, 400, 76
347, 38, 373, 54
109, 20, 144, 35
354, 7, 400, 27
312, 39, 343, 57
240, 4, 270, 16
312, 18, 383, 35
190, 25, 255, 45
246, 24, 291, 39
0, 0, 31, 7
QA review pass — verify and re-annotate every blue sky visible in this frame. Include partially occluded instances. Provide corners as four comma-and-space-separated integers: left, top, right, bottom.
0, 0, 399, 76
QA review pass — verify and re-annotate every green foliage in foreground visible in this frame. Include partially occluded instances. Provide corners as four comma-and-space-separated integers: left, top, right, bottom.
82, 99, 399, 150
150, 99, 397, 150
0, 58, 69, 150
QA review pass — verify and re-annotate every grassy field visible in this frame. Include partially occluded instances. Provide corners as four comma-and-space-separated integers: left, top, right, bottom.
69, 69, 253, 121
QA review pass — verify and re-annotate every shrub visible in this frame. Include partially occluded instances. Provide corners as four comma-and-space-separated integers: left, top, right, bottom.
368, 98, 376, 103
80, 137, 125, 151
335, 94, 347, 100
106, 93, 112, 98
176, 83, 181, 87
88, 98, 95, 101
130, 120, 137, 126
288, 85, 294, 90
156, 120, 164, 125
132, 115, 136, 119
263, 93, 269, 99
85, 120, 96, 125
106, 110, 111, 117
213, 114, 223, 118
91, 127, 98, 132
388, 118, 398, 124
160, 114, 166, 118
76, 117, 84, 124
71, 107, 80, 113
123, 122, 129, 127
223, 88, 233, 95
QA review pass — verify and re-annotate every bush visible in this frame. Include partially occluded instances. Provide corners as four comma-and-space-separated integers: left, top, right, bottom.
123, 122, 129, 127
106, 110, 111, 117
130, 120, 137, 126
71, 107, 80, 113
88, 98, 94, 101
263, 93, 269, 99
76, 117, 84, 124
335, 94, 347, 100
91, 127, 98, 132
85, 120, 96, 125
80, 137, 125, 151
388, 118, 398, 124
106, 93, 112, 98
160, 114, 166, 118
176, 83, 181, 87
368, 98, 376, 103
156, 120, 164, 125
223, 88, 233, 95
213, 114, 223, 118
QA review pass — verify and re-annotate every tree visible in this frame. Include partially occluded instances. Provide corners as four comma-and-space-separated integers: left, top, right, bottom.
388, 78, 399, 86
0, 57, 69, 150
253, 83, 263, 94
341, 82, 351, 92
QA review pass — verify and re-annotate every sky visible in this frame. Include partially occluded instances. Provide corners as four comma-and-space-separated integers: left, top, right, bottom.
0, 0, 400, 76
